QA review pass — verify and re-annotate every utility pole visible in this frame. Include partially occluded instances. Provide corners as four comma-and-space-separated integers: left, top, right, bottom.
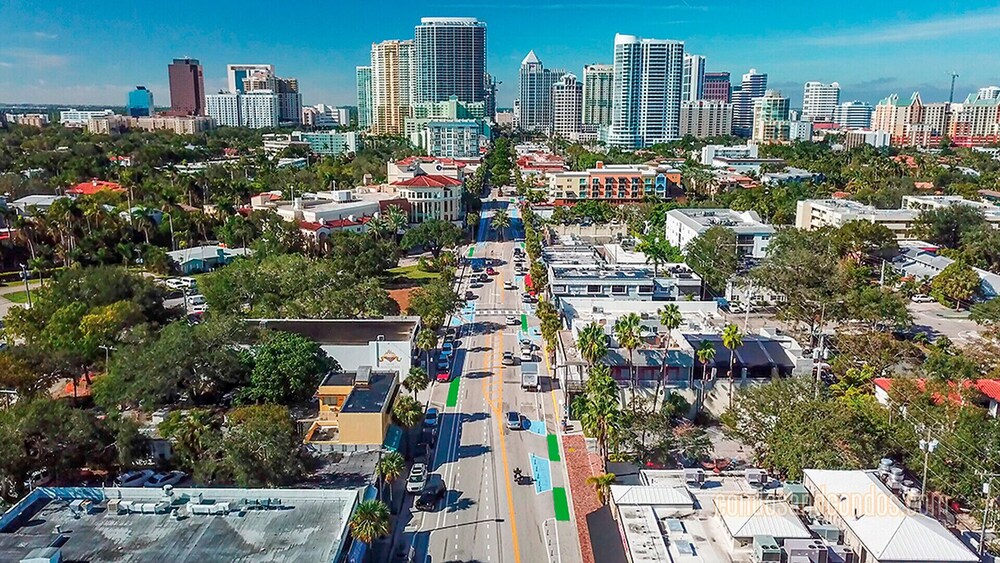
949, 72, 960, 104
980, 472, 1000, 555
920, 428, 939, 513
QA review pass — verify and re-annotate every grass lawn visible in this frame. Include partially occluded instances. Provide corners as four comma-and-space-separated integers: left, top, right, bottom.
389, 264, 440, 284
3, 290, 30, 304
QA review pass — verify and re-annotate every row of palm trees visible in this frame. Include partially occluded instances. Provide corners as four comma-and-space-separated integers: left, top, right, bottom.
573, 305, 748, 470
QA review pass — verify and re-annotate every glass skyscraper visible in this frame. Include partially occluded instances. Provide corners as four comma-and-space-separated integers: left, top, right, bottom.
414, 17, 487, 104
608, 34, 685, 149
356, 66, 373, 129
127, 86, 154, 117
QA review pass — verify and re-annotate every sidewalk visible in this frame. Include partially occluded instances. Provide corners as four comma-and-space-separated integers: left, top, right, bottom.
562, 433, 604, 563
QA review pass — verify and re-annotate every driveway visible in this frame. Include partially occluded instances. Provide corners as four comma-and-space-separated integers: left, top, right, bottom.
907, 301, 984, 344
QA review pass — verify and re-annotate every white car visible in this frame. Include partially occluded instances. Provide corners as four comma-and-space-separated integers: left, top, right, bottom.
407, 463, 428, 493
116, 469, 155, 488
143, 470, 187, 488
911, 294, 934, 303
187, 294, 207, 307
506, 315, 519, 325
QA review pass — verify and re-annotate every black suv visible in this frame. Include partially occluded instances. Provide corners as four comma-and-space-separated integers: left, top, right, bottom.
415, 475, 446, 511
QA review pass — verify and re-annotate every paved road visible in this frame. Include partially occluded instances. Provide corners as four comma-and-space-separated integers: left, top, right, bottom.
397, 196, 582, 563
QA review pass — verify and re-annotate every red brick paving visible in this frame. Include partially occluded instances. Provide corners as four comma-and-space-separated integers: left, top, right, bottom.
563, 434, 604, 563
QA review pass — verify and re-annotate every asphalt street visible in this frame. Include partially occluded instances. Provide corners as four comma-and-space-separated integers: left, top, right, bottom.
397, 196, 582, 563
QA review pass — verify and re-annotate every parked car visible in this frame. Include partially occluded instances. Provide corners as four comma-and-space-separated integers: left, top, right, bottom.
521, 294, 536, 303
116, 469, 155, 488
406, 463, 428, 493
506, 411, 523, 430
520, 348, 533, 362
506, 315, 519, 325
187, 294, 207, 307
437, 355, 450, 371
143, 471, 187, 488
25, 468, 54, 489
911, 294, 934, 303
502, 351, 515, 366
415, 476, 446, 511
424, 407, 439, 428
441, 342, 454, 357
436, 369, 451, 383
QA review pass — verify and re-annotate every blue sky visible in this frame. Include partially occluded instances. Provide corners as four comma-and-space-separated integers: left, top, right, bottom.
2, 0, 1000, 108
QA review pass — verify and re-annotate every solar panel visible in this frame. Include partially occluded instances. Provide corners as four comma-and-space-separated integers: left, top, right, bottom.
675, 540, 695, 555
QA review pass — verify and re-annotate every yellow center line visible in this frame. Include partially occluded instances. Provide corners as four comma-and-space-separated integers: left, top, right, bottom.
493, 269, 522, 563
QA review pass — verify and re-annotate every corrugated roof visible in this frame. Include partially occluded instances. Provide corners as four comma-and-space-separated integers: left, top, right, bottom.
714, 497, 812, 539
803, 470, 979, 562
610, 485, 693, 507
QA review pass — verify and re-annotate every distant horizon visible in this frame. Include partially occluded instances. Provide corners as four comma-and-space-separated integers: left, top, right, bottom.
3, 0, 1000, 109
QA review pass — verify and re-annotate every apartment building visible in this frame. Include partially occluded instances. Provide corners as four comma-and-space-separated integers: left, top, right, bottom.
795, 195, 1000, 238
680, 100, 733, 138
665, 208, 774, 258
547, 161, 682, 204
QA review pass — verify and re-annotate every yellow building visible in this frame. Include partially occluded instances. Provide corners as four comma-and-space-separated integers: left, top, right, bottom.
305, 367, 400, 449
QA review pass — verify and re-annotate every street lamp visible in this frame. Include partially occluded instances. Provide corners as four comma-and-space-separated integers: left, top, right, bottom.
920, 434, 939, 512
99, 344, 116, 366
19, 263, 32, 308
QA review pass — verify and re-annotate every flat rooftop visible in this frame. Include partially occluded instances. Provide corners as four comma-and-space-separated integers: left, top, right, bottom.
667, 208, 775, 235
248, 317, 419, 345
0, 487, 357, 563
341, 370, 397, 414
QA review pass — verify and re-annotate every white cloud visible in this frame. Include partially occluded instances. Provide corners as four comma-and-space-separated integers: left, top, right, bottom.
4, 48, 68, 69
32, 31, 58, 40
807, 8, 1000, 46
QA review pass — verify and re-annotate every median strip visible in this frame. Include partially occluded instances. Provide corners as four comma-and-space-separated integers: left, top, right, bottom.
547, 434, 561, 462
520, 313, 528, 332
553, 487, 570, 521
446, 376, 460, 407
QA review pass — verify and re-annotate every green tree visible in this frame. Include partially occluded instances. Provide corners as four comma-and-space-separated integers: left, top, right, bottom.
721, 324, 744, 408
415, 328, 438, 373
490, 208, 511, 241
572, 364, 620, 467
400, 219, 463, 258
636, 232, 683, 277
831, 220, 898, 263
673, 423, 712, 463
577, 322, 608, 367
375, 450, 405, 503
911, 205, 987, 249
931, 261, 981, 310
536, 298, 562, 359
238, 330, 333, 405
970, 299, 1000, 325
684, 226, 737, 296
392, 394, 424, 428
349, 499, 391, 545
224, 404, 303, 487
586, 472, 616, 505
613, 313, 643, 411
654, 304, 683, 415
402, 367, 429, 398
407, 279, 462, 330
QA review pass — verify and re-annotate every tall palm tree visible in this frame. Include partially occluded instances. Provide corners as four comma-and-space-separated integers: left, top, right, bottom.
573, 365, 619, 467
613, 313, 643, 412
695, 340, 716, 414
402, 367, 429, 399
384, 205, 408, 242
654, 304, 683, 415
367, 215, 389, 240
375, 451, 405, 503
490, 208, 511, 241
577, 322, 608, 367
721, 324, 744, 409
348, 499, 391, 545
415, 328, 438, 374
586, 472, 617, 505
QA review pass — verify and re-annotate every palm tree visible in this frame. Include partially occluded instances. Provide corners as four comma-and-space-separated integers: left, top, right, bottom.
348, 499, 391, 545
375, 451, 405, 503
415, 328, 438, 374
613, 313, 643, 412
392, 395, 424, 429
465, 212, 480, 234
573, 365, 619, 467
384, 205, 409, 243
586, 472, 617, 505
654, 304, 683, 415
490, 208, 511, 241
721, 324, 744, 409
402, 367, 429, 399
695, 340, 716, 414
367, 215, 389, 240
577, 322, 608, 367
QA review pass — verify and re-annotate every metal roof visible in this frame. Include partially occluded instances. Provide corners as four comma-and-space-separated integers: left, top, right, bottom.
713, 497, 812, 539
803, 470, 979, 562
610, 485, 694, 507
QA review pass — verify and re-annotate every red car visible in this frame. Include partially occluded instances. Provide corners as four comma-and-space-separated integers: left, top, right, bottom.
486, 267, 498, 275
436, 370, 451, 382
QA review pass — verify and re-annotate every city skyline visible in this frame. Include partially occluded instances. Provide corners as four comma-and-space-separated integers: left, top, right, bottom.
3, 0, 1000, 108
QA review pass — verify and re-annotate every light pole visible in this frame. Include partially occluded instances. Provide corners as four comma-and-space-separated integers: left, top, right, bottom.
920, 431, 939, 513
19, 263, 32, 308
980, 473, 1000, 555
99, 344, 116, 366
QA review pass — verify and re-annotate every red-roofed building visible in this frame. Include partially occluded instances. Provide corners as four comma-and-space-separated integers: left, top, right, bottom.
66, 179, 125, 196
874, 377, 1000, 417
388, 157, 465, 185
391, 174, 465, 224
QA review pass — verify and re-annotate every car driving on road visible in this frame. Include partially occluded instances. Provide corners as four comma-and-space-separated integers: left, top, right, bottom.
502, 351, 515, 366
506, 315, 519, 325
414, 475, 446, 511
406, 463, 428, 493
506, 411, 522, 430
